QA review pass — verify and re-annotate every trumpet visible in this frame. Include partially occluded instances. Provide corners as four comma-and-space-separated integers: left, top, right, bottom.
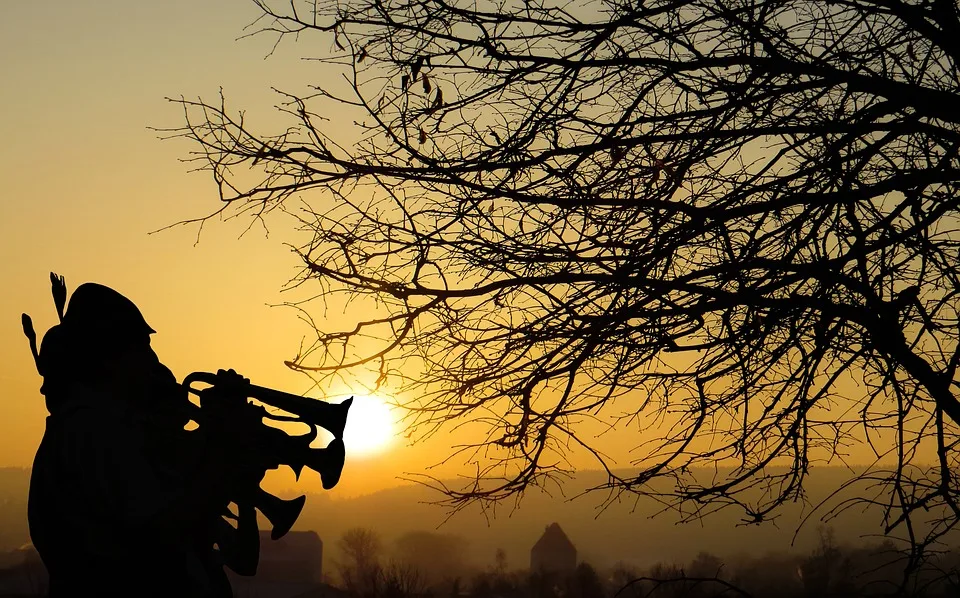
182, 371, 352, 440
180, 371, 352, 541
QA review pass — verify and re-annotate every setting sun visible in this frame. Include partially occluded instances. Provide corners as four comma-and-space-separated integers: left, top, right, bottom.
340, 395, 396, 456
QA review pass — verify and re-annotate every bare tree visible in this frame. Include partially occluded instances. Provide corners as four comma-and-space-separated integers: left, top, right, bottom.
338, 527, 384, 595
375, 560, 430, 598
495, 548, 508, 577
163, 0, 960, 575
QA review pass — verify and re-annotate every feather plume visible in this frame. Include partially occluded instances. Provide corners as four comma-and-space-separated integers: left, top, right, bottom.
50, 272, 67, 322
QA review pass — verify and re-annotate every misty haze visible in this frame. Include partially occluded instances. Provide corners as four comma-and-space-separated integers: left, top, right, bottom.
6, 0, 960, 596
2, 465, 958, 596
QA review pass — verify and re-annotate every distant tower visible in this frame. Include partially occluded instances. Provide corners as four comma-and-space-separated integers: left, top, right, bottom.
530, 523, 577, 573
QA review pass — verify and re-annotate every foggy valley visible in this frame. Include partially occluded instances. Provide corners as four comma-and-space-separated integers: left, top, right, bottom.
4, 465, 957, 597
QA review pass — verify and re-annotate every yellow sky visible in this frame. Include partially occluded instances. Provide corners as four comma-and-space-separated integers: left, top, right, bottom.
0, 0, 913, 505
0, 0, 464, 497
0, 0, 652, 500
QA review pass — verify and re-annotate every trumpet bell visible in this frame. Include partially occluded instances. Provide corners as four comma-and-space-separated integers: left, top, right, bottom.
309, 438, 346, 490
256, 489, 306, 540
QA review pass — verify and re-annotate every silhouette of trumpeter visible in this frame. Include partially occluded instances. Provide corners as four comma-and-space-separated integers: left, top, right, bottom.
24, 278, 350, 597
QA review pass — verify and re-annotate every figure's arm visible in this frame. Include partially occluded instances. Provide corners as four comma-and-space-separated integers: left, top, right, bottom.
35, 406, 232, 568
58, 375, 265, 548
124, 436, 253, 534
83, 410, 249, 543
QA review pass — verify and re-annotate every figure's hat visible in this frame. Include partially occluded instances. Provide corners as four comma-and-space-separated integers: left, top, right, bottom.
60, 282, 155, 347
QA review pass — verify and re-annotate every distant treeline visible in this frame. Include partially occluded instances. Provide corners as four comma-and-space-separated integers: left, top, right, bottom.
3, 524, 958, 597
290, 466, 934, 572
323, 524, 960, 598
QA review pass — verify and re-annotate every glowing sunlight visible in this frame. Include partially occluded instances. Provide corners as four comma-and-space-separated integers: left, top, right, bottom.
341, 394, 396, 456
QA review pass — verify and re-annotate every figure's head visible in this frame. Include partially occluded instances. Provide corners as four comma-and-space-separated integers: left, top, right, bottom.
55, 283, 161, 391
34, 282, 184, 415
37, 324, 67, 379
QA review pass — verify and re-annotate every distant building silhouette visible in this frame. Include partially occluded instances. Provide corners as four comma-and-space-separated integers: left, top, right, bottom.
0, 543, 47, 596
530, 523, 576, 573
258, 530, 323, 582
227, 530, 324, 598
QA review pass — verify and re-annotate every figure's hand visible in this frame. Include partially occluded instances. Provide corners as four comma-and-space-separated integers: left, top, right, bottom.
214, 368, 250, 392
200, 369, 250, 413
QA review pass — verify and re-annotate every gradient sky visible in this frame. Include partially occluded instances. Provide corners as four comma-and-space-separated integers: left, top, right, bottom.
0, 1, 899, 505
0, 0, 653, 501
0, 0, 482, 497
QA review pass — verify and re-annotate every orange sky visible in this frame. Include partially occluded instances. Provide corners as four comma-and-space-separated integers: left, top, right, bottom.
0, 1, 908, 506
0, 0, 651, 500
0, 0, 464, 497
